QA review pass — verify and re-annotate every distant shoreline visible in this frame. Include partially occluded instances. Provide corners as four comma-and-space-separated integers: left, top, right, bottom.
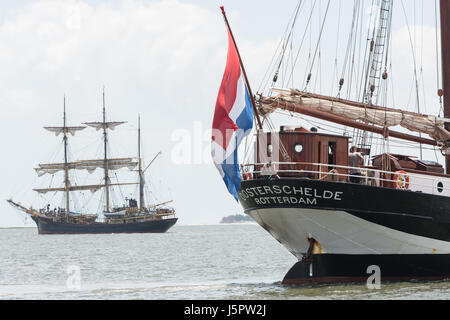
220, 214, 254, 224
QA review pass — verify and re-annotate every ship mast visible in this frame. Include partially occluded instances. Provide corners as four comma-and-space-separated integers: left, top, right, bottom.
441, 0, 450, 174
102, 88, 111, 212
138, 115, 145, 210
83, 90, 131, 213
63, 96, 70, 213
37, 98, 138, 208
40, 98, 87, 212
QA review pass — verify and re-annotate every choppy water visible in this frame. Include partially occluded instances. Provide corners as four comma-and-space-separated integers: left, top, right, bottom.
0, 224, 450, 300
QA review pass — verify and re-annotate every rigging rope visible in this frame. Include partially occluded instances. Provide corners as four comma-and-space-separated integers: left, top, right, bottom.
305, 0, 331, 89
258, 0, 304, 94
435, 0, 444, 117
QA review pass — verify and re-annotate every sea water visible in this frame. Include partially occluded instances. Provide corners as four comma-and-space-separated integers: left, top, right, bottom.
0, 224, 449, 300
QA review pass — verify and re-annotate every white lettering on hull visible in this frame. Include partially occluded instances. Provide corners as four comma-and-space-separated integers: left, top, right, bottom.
239, 185, 343, 207
254, 197, 318, 206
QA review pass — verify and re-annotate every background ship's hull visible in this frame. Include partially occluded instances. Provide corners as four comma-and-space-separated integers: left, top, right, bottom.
31, 216, 178, 234
239, 178, 450, 284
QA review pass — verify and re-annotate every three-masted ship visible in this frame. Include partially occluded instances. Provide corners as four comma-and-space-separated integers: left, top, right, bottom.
216, 2, 450, 285
8, 93, 177, 234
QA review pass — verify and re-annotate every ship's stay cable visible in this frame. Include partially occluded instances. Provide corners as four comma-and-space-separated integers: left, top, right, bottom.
349, 0, 394, 162
114, 172, 125, 204
97, 191, 105, 214
145, 184, 158, 206
359, 0, 379, 103
79, 190, 98, 214
435, 0, 443, 117
339, 0, 360, 98
419, 0, 429, 116
258, 0, 304, 94
340, 0, 362, 136
400, 0, 424, 159
250, 0, 445, 170
305, 0, 331, 90
283, 0, 317, 90
274, 0, 302, 89
330, 0, 342, 97
352, 1, 365, 102
351, 0, 374, 151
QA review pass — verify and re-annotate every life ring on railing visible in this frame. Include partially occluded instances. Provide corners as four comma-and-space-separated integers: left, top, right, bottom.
243, 173, 253, 181
393, 171, 410, 190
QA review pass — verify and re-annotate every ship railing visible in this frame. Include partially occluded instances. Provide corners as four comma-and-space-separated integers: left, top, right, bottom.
157, 213, 177, 220
241, 162, 450, 195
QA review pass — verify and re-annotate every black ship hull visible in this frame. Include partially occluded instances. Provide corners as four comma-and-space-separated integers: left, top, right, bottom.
238, 178, 450, 285
31, 216, 178, 235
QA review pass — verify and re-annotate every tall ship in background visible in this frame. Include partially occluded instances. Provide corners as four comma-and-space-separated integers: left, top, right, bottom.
8, 92, 177, 234
215, 2, 450, 285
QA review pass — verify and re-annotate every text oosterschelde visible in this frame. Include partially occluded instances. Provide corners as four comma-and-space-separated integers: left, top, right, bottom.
238, 185, 344, 206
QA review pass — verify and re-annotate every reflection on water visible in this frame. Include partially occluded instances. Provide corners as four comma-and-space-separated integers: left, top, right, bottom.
0, 225, 449, 300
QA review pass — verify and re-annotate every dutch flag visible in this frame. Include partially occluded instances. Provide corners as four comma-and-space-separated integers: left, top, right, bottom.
211, 25, 254, 201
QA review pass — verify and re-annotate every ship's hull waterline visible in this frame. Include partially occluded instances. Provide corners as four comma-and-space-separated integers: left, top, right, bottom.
239, 178, 450, 285
31, 216, 178, 235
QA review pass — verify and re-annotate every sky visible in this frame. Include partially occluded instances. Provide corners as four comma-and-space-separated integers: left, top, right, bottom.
0, 0, 444, 227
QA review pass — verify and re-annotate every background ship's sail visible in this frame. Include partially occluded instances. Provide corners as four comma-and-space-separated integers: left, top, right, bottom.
35, 158, 138, 176
33, 182, 139, 195
9, 89, 175, 223
44, 126, 87, 136
7, 89, 177, 234
83, 122, 127, 131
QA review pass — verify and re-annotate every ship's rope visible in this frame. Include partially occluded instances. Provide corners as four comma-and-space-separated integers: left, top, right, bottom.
305, 0, 331, 90
435, 0, 444, 117
273, 0, 303, 89
400, 0, 425, 159
257, 0, 305, 94
252, 0, 444, 168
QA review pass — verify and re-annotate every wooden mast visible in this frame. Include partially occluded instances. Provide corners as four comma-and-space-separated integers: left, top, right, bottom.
63, 96, 70, 214
102, 88, 111, 212
138, 115, 145, 211
441, 0, 450, 174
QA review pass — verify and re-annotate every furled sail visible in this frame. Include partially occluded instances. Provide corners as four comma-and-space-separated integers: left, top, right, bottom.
44, 126, 87, 136
33, 182, 139, 194
83, 122, 127, 131
35, 158, 138, 177
260, 89, 450, 146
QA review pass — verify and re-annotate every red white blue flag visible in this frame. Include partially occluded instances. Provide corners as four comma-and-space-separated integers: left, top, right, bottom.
211, 27, 254, 201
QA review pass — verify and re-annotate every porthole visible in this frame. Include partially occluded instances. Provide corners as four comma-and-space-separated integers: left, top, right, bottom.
267, 144, 273, 156
295, 144, 303, 154
438, 182, 444, 193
